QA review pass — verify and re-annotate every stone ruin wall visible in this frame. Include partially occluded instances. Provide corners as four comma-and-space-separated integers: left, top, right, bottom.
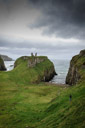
28, 57, 46, 68
22, 53, 47, 68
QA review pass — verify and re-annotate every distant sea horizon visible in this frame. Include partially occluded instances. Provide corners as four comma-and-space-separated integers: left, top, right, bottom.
4, 59, 70, 84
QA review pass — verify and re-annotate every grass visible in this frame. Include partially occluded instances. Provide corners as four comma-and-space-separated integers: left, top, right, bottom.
0, 55, 85, 128
0, 80, 85, 128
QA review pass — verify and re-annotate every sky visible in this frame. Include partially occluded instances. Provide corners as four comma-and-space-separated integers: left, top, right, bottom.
0, 0, 85, 60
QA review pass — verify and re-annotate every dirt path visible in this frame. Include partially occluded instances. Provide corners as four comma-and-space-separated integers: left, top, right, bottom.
45, 82, 69, 87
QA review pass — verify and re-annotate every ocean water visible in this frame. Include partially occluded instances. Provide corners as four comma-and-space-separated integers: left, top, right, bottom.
4, 61, 15, 71
4, 59, 70, 84
50, 59, 70, 84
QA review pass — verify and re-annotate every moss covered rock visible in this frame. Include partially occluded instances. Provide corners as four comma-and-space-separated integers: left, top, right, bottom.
66, 49, 85, 85
14, 56, 56, 84
0, 56, 6, 71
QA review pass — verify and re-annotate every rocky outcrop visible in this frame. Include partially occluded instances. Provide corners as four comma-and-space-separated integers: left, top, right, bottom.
66, 65, 80, 85
66, 50, 85, 85
0, 54, 13, 61
79, 50, 85, 57
14, 55, 57, 83
0, 56, 6, 71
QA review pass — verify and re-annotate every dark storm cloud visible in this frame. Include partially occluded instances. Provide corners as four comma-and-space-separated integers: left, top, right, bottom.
29, 0, 85, 39
0, 0, 85, 39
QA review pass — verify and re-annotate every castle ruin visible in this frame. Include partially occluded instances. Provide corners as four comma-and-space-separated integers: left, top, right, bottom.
28, 53, 47, 68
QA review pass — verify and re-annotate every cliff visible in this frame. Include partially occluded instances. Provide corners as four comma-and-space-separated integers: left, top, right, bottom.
14, 56, 56, 84
0, 56, 6, 71
0, 54, 13, 61
66, 49, 85, 85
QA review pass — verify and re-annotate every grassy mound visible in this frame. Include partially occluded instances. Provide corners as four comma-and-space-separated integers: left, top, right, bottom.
14, 56, 56, 84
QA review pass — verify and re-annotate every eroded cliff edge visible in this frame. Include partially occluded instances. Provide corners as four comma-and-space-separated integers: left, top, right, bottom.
66, 50, 85, 85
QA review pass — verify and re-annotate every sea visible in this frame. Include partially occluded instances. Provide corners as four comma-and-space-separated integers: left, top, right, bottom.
50, 59, 70, 84
4, 59, 70, 84
4, 61, 15, 71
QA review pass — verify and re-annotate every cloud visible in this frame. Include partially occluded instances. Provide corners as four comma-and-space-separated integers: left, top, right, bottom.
29, 0, 85, 39
0, 36, 84, 58
0, 0, 85, 59
0, 35, 82, 49
0, 0, 85, 39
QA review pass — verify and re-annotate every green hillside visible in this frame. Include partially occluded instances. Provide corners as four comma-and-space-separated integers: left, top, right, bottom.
0, 53, 85, 128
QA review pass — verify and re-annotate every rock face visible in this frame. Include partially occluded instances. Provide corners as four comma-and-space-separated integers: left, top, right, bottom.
0, 54, 13, 61
44, 66, 57, 82
66, 50, 85, 85
0, 56, 6, 71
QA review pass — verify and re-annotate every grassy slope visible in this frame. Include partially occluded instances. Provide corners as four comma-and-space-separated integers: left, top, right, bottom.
0, 55, 85, 128
0, 82, 84, 128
